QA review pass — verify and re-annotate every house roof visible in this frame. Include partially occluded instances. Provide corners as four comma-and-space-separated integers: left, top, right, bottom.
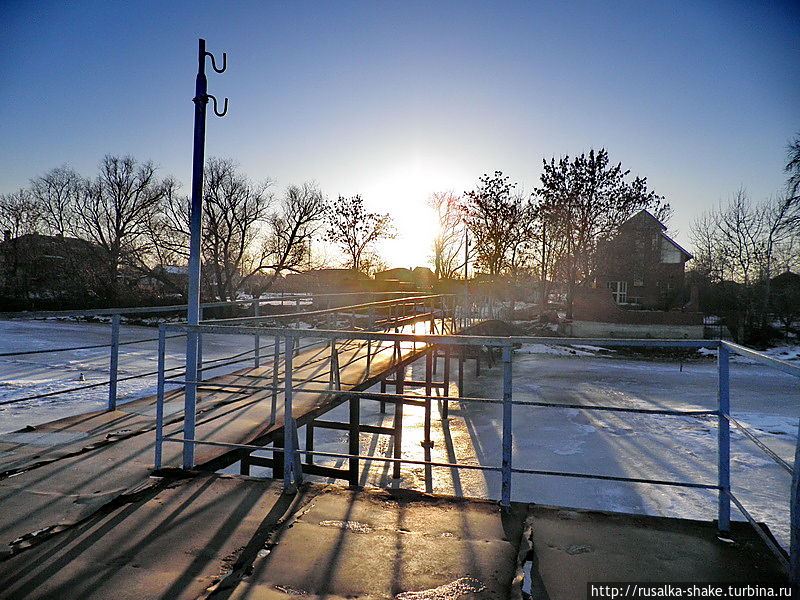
620, 210, 693, 261
620, 209, 667, 232
660, 231, 694, 260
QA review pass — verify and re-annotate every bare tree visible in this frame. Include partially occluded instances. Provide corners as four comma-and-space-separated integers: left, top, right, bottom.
29, 166, 83, 237
429, 191, 470, 279
0, 188, 40, 239
786, 132, 800, 200
73, 155, 170, 300
251, 182, 328, 294
461, 171, 533, 277
324, 194, 395, 274
197, 158, 273, 300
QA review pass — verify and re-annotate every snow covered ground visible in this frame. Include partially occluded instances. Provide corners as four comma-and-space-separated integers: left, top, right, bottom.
1, 319, 797, 551
0, 318, 270, 431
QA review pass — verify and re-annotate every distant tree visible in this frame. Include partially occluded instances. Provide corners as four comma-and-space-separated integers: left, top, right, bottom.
324, 194, 395, 274
29, 166, 83, 237
429, 191, 471, 279
461, 172, 533, 277
786, 133, 800, 200
0, 188, 40, 239
532, 149, 669, 317
254, 182, 328, 294
73, 155, 171, 300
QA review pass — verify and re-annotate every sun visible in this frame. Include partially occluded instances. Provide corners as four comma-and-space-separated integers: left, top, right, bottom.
360, 159, 469, 270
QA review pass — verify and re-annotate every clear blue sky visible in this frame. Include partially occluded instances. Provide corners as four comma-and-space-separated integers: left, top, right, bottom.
1, 0, 798, 267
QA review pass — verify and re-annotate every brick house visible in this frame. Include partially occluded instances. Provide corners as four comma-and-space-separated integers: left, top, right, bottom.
597, 210, 693, 310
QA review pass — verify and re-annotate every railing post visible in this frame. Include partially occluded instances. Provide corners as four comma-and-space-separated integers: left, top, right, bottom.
393, 364, 405, 479
108, 314, 120, 410
717, 342, 731, 532
501, 344, 513, 507
154, 326, 166, 470
283, 335, 302, 492
790, 419, 800, 585
183, 326, 199, 469
253, 298, 260, 367
271, 335, 280, 423
196, 307, 204, 380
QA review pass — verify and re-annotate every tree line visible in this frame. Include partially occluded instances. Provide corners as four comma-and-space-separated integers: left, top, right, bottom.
688, 136, 800, 343
0, 155, 394, 306
431, 148, 671, 317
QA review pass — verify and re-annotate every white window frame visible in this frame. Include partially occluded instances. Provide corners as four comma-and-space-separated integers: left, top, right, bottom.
606, 280, 628, 304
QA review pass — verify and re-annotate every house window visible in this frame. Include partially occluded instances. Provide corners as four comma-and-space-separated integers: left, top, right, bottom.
607, 281, 628, 304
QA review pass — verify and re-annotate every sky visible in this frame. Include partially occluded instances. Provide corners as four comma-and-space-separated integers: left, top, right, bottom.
1, 1, 798, 269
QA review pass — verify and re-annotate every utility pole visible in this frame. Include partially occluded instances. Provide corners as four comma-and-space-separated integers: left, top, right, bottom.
183, 38, 228, 469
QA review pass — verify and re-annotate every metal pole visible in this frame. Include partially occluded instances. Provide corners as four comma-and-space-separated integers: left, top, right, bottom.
717, 343, 731, 532
196, 306, 203, 379
790, 418, 800, 585
108, 314, 120, 410
442, 345, 450, 419
423, 350, 433, 449
183, 39, 209, 470
271, 336, 279, 422
283, 335, 301, 492
253, 298, 260, 367
393, 365, 405, 479
501, 344, 513, 507
154, 326, 166, 469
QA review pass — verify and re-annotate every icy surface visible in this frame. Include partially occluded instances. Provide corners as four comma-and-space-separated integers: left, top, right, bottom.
1, 321, 797, 552
0, 318, 268, 431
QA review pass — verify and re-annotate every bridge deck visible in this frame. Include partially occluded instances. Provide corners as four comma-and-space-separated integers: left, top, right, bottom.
0, 329, 434, 553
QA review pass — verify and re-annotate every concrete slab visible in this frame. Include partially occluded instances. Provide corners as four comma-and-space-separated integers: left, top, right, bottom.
0, 477, 529, 600
222, 486, 530, 600
525, 504, 788, 599
0, 475, 296, 600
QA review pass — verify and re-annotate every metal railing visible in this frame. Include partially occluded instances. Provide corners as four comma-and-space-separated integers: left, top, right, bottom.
152, 324, 800, 580
0, 292, 451, 411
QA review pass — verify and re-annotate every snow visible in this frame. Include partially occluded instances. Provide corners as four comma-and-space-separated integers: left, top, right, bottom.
1, 319, 797, 553
0, 319, 272, 432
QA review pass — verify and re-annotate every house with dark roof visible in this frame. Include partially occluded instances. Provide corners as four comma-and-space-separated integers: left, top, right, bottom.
596, 209, 693, 310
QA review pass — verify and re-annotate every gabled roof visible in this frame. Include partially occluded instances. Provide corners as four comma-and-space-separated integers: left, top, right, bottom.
660, 231, 694, 260
620, 209, 667, 232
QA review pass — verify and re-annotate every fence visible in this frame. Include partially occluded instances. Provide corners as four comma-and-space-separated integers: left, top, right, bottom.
152, 324, 800, 581
0, 292, 463, 410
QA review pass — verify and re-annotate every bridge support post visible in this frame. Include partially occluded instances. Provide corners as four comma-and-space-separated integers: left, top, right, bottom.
392, 365, 405, 479
501, 344, 513, 507
349, 394, 360, 485
442, 346, 451, 419
458, 347, 464, 397
108, 314, 120, 410
423, 351, 433, 449
306, 423, 315, 464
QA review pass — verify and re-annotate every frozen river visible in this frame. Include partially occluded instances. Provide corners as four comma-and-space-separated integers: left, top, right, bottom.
0, 318, 797, 549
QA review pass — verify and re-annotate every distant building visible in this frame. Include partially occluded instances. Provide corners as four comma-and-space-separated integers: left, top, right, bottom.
597, 210, 693, 309
0, 233, 100, 303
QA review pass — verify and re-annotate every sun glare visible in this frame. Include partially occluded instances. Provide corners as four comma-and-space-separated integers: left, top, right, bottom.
361, 159, 469, 270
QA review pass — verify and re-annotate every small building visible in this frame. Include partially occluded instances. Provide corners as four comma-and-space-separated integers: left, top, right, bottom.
597, 210, 693, 310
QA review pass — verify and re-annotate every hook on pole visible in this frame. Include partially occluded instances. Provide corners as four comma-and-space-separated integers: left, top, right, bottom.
206, 94, 228, 117
205, 50, 227, 73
